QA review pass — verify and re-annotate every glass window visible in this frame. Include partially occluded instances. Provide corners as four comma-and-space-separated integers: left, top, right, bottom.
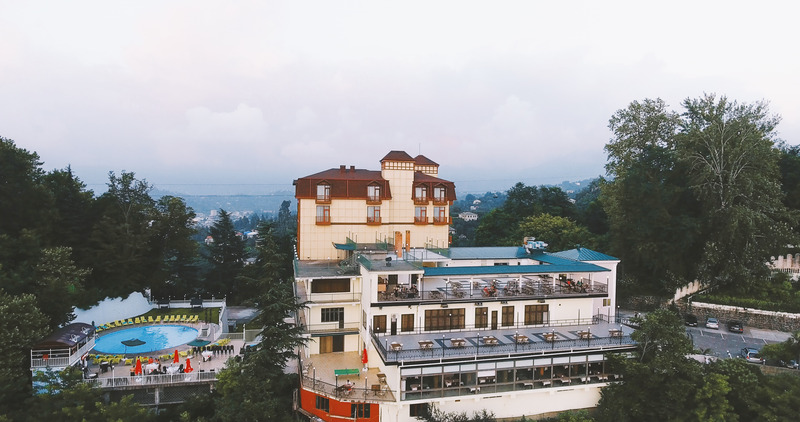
311, 279, 349, 293
475, 307, 488, 329
434, 186, 446, 200
315, 395, 329, 412
352, 404, 370, 418
316, 184, 330, 201
367, 206, 381, 223
401, 314, 415, 332
368, 185, 381, 201
373, 315, 387, 333
321, 308, 344, 323
524, 304, 548, 325
501, 306, 514, 327
316, 205, 330, 223
424, 309, 465, 331
415, 185, 427, 200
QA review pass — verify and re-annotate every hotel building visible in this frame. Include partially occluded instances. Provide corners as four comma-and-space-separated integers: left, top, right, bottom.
293, 152, 634, 421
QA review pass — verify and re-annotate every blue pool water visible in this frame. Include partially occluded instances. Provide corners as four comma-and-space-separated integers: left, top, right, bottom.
93, 325, 199, 354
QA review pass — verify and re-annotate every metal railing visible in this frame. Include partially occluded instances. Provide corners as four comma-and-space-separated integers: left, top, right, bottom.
372, 331, 634, 364
300, 374, 395, 403
376, 283, 608, 304
84, 370, 219, 389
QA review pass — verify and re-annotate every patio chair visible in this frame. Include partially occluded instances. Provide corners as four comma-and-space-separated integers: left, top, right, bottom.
190, 315, 199, 323
134, 317, 141, 324
181, 315, 188, 322
155, 315, 161, 323
148, 316, 154, 323
127, 318, 134, 325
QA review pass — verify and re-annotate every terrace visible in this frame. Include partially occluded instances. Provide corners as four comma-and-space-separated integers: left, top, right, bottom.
377, 275, 607, 304
370, 317, 632, 364
299, 351, 397, 403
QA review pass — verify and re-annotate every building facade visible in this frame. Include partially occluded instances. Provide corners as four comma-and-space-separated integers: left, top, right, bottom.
294, 152, 634, 421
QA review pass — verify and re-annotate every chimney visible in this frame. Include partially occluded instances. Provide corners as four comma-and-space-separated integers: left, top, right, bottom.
339, 165, 346, 173
350, 165, 356, 172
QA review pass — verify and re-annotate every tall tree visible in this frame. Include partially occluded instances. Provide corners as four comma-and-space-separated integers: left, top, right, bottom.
603, 98, 703, 293
0, 292, 49, 418
41, 167, 95, 260
87, 171, 156, 299
0, 137, 53, 238
679, 94, 798, 289
205, 209, 246, 299
513, 214, 597, 252
32, 247, 89, 329
149, 196, 199, 299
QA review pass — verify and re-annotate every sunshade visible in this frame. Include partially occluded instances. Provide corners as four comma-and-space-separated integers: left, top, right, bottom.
121, 338, 146, 347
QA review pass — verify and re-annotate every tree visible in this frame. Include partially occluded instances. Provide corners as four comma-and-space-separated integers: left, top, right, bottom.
32, 247, 89, 329
603, 98, 704, 293
149, 196, 199, 299
204, 209, 247, 299
87, 171, 157, 299
679, 94, 799, 289
0, 137, 53, 238
0, 292, 49, 418
513, 214, 597, 252
41, 167, 95, 257
777, 143, 800, 233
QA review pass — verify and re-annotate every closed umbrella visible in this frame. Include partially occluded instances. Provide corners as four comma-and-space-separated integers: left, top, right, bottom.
134, 358, 142, 375
185, 358, 193, 373
173, 349, 179, 364
362, 348, 368, 364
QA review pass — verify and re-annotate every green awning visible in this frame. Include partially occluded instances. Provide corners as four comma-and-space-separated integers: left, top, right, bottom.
333, 242, 356, 251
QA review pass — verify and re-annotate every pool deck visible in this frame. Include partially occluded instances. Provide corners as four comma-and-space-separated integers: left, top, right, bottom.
87, 322, 244, 379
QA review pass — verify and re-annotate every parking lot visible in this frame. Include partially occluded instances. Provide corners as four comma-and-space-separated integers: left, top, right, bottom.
686, 325, 791, 360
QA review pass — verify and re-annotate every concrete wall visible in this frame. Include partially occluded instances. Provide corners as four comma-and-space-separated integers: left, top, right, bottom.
679, 301, 800, 332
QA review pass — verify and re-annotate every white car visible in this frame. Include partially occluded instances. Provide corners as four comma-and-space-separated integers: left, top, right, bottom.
706, 317, 719, 329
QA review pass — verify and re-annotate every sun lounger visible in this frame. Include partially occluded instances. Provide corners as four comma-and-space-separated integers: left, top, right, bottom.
155, 315, 161, 323
148, 316, 154, 323
134, 317, 141, 324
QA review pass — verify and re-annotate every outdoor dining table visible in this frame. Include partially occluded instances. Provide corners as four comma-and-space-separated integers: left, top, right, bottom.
609, 329, 623, 337
482, 336, 498, 345
166, 366, 179, 374
390, 342, 403, 351
513, 334, 529, 344
543, 332, 557, 342
450, 338, 466, 347
201, 350, 213, 361
418, 340, 434, 350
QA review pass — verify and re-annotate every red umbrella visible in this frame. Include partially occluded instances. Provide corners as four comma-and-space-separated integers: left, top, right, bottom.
134, 358, 142, 375
148, 357, 154, 364
173, 349, 179, 364
185, 358, 193, 373
362, 348, 368, 365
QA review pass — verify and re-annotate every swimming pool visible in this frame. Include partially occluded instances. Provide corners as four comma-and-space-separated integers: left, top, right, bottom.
93, 325, 199, 354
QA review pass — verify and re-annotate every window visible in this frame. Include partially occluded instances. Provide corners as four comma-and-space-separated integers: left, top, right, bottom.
319, 335, 344, 353
414, 185, 428, 203
311, 279, 350, 293
603, 299, 611, 307
410, 403, 430, 418
316, 184, 330, 202
501, 306, 514, 327
315, 395, 329, 412
433, 186, 446, 204
524, 304, 548, 325
362, 310, 367, 329
316, 205, 330, 224
352, 404, 371, 418
373, 315, 387, 333
475, 307, 488, 329
367, 185, 381, 203
433, 206, 448, 224
321, 308, 344, 323
424, 309, 465, 331
414, 206, 427, 223
367, 206, 381, 224
401, 314, 415, 332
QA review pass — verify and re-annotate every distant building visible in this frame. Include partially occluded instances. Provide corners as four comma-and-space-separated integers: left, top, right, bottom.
458, 211, 478, 221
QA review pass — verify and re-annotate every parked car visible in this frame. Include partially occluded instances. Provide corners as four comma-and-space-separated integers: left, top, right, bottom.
727, 320, 744, 333
684, 314, 698, 327
706, 317, 719, 329
741, 347, 764, 364
780, 359, 799, 369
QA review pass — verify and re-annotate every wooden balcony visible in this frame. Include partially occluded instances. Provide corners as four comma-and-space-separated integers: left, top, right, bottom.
315, 196, 331, 204
414, 216, 429, 225
366, 216, 382, 225
414, 197, 429, 205
366, 196, 382, 205
316, 216, 331, 225
433, 216, 450, 225
433, 197, 448, 205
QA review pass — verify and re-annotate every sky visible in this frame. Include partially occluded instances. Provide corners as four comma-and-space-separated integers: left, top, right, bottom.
2, 1, 799, 195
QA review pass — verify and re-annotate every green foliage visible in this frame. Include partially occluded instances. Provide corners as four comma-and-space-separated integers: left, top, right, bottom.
204, 209, 247, 299
514, 213, 598, 251
416, 404, 496, 422
149, 196, 199, 299
32, 247, 89, 329
0, 291, 49, 417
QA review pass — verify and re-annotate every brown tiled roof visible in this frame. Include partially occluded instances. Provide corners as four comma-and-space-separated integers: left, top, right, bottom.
414, 154, 438, 166
380, 150, 415, 162
414, 172, 457, 201
294, 167, 391, 200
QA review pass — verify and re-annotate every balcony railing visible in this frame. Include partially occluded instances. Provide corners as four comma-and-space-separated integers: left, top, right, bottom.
433, 216, 450, 224
316, 195, 331, 204
302, 321, 362, 334
414, 197, 429, 205
31, 340, 96, 369
376, 281, 608, 303
300, 374, 396, 403
414, 216, 429, 224
366, 195, 382, 204
433, 197, 448, 205
316, 216, 331, 225
83, 370, 219, 389
366, 216, 381, 225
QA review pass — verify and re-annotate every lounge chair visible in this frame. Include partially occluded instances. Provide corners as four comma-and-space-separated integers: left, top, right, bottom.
148, 316, 154, 323
134, 317, 141, 324
179, 351, 188, 358
180, 315, 188, 322
190, 315, 199, 323
155, 316, 161, 323
127, 318, 134, 325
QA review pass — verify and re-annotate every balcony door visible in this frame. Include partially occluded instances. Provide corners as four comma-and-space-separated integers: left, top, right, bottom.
319, 335, 344, 354
491, 311, 498, 330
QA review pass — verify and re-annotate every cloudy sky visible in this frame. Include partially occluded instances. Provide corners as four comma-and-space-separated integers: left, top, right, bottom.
2, 1, 799, 194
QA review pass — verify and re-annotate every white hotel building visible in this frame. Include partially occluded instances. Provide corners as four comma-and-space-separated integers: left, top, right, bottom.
293, 151, 634, 421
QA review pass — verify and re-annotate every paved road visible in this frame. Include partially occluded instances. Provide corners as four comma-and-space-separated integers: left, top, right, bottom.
687, 325, 790, 359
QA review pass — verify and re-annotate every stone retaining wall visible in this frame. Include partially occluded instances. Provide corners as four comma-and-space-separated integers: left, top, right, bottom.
677, 301, 800, 332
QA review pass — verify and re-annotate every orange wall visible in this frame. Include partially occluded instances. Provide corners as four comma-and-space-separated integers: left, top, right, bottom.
300, 387, 379, 422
